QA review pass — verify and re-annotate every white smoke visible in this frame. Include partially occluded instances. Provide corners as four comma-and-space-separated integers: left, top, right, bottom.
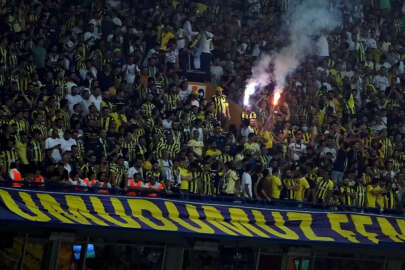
243, 55, 272, 106
243, 0, 342, 105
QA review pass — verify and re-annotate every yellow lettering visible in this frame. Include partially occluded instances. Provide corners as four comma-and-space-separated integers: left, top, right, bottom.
202, 206, 238, 236
228, 208, 269, 238
165, 202, 215, 234
288, 212, 334, 242
0, 190, 50, 222
37, 194, 91, 224
64, 195, 107, 226
252, 210, 299, 240
327, 213, 359, 243
128, 199, 178, 231
202, 206, 266, 237
351, 215, 379, 244
90, 197, 140, 228
377, 217, 405, 243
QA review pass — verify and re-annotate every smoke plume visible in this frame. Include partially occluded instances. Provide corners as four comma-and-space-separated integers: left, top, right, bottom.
244, 0, 342, 106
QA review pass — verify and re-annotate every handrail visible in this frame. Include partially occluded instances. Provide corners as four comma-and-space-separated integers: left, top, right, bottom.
0, 180, 402, 216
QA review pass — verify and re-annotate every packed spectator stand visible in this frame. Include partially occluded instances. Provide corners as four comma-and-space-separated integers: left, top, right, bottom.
0, 0, 404, 215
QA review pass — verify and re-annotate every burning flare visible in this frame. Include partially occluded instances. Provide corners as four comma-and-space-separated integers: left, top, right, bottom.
243, 81, 257, 106
273, 89, 281, 106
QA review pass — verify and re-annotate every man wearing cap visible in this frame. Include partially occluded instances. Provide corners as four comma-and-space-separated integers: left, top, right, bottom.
211, 86, 231, 122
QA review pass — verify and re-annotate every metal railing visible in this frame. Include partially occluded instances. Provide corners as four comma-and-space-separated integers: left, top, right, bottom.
1, 180, 403, 216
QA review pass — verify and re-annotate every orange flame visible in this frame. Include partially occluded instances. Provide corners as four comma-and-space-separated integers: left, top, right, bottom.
273, 90, 281, 106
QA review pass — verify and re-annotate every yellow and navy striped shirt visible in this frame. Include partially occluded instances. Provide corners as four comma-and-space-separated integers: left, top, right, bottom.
218, 153, 233, 165
315, 177, 333, 200
189, 171, 200, 194
339, 185, 354, 206
29, 140, 43, 163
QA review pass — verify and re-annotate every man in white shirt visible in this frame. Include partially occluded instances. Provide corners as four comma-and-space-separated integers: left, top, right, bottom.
66, 86, 84, 114
373, 67, 390, 91
89, 87, 102, 111
241, 166, 253, 200
158, 151, 174, 183
183, 15, 198, 41
81, 90, 92, 116
45, 130, 62, 163
191, 121, 204, 142
60, 131, 77, 153
176, 27, 187, 50
199, 30, 214, 81
241, 120, 254, 141
320, 138, 337, 162
83, 23, 101, 46
179, 81, 192, 101
210, 58, 224, 85
288, 132, 307, 162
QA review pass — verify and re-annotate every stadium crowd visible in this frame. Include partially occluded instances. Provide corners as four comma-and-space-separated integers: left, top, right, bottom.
0, 0, 404, 213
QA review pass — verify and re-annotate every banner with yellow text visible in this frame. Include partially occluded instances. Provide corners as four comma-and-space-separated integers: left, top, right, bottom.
0, 187, 404, 247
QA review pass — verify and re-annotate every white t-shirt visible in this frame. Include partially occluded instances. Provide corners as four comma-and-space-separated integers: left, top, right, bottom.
60, 138, 77, 153
321, 147, 337, 162
64, 163, 72, 175
289, 143, 307, 161
241, 172, 252, 199
66, 94, 84, 114
127, 166, 138, 179
45, 137, 62, 163
176, 28, 186, 49
199, 31, 214, 54
162, 119, 173, 129
66, 81, 77, 94
179, 88, 192, 101
365, 38, 377, 49
124, 63, 139, 84
373, 75, 390, 91
210, 65, 224, 84
159, 159, 174, 182
84, 32, 100, 46
89, 95, 102, 111
191, 127, 204, 142
165, 49, 179, 64
241, 126, 254, 141
183, 20, 198, 40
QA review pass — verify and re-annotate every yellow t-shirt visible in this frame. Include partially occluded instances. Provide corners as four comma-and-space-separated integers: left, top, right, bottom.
367, 185, 384, 208
381, 42, 391, 52
196, 3, 208, 13
270, 175, 282, 199
205, 149, 222, 157
294, 177, 310, 201
225, 170, 238, 194
244, 142, 260, 154
261, 130, 273, 149
187, 139, 204, 156
161, 31, 175, 51
109, 113, 127, 131
179, 167, 192, 190
15, 141, 28, 165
